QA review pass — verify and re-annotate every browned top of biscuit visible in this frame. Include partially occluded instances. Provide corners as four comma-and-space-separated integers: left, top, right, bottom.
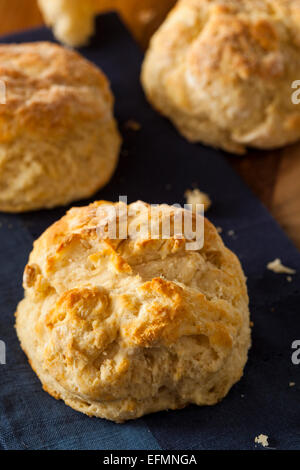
0, 42, 112, 141
142, 0, 300, 153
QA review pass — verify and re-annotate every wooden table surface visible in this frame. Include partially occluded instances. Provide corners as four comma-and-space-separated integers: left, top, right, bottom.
0, 0, 299, 250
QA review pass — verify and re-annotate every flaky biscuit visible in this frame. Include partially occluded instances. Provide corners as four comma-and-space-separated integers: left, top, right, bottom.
16, 200, 250, 422
0, 42, 121, 212
142, 0, 300, 153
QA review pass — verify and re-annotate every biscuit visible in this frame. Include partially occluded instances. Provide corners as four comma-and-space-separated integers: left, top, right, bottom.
0, 42, 121, 212
38, 0, 177, 48
16, 200, 251, 422
38, 0, 96, 47
141, 0, 300, 153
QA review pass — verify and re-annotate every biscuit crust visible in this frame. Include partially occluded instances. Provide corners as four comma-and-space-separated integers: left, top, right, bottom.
0, 42, 121, 212
16, 200, 251, 422
141, 0, 300, 153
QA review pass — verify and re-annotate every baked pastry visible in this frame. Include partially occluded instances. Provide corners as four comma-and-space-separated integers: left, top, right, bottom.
16, 200, 251, 422
38, 0, 177, 48
38, 0, 97, 47
0, 42, 121, 212
141, 0, 300, 154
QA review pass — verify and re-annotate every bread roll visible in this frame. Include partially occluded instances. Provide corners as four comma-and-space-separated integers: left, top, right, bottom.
0, 42, 121, 212
16, 200, 251, 422
142, 0, 300, 153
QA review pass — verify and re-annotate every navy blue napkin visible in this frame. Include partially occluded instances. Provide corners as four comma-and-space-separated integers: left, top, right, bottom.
0, 13, 299, 450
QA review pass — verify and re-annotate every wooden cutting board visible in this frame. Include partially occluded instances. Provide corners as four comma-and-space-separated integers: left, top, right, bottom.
0, 0, 299, 250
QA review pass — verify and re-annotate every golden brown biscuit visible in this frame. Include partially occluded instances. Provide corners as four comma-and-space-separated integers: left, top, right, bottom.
0, 42, 121, 212
141, 0, 300, 153
16, 200, 251, 422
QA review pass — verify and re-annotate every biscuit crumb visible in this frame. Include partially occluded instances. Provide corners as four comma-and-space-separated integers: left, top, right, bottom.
289, 382, 295, 387
287, 276, 293, 282
138, 9, 156, 24
125, 120, 141, 131
185, 188, 211, 212
267, 259, 296, 275
216, 227, 223, 234
228, 230, 235, 237
255, 434, 269, 447
250, 321, 254, 327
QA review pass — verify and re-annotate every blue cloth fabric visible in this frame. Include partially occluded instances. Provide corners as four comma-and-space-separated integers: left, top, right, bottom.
0, 13, 300, 450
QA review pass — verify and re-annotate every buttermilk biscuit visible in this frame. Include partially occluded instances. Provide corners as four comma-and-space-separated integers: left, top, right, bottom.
141, 0, 300, 154
0, 42, 121, 212
38, 1, 177, 48
38, 0, 97, 47
16, 200, 251, 422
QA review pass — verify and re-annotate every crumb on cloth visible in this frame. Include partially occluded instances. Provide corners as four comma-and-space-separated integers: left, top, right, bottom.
267, 259, 296, 275
185, 188, 211, 212
255, 434, 269, 447
289, 382, 295, 387
124, 120, 141, 131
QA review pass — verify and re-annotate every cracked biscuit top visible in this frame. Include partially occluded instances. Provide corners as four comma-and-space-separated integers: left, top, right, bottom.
16, 200, 250, 422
